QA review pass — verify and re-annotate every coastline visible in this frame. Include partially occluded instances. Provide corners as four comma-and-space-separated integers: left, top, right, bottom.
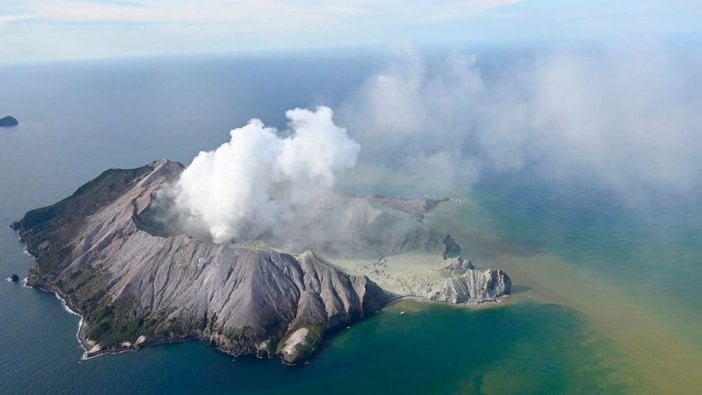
23, 281, 134, 360
384, 294, 510, 310
13, 218, 510, 364
17, 251, 510, 363
12, 225, 146, 360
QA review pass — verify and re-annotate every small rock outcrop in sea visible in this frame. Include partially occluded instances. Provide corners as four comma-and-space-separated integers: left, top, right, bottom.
426, 263, 511, 304
10, 274, 20, 282
0, 116, 18, 127
400, 257, 512, 304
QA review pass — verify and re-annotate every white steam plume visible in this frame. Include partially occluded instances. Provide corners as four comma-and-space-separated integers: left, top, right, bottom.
172, 106, 360, 243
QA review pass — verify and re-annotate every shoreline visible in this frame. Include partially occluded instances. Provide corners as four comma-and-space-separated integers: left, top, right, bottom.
384, 294, 510, 309
24, 280, 138, 360
13, 225, 146, 360
22, 273, 511, 363
14, 229, 511, 363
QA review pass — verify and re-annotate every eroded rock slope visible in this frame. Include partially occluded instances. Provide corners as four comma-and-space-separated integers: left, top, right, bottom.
13, 160, 387, 363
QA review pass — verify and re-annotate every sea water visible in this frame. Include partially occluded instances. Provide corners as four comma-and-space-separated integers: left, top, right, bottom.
0, 52, 700, 394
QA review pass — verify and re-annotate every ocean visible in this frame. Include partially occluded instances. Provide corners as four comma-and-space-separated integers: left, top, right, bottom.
1, 51, 700, 394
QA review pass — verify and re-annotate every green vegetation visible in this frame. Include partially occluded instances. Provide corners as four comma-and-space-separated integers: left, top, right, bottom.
277, 322, 324, 360
84, 299, 166, 347
13, 166, 150, 275
13, 165, 151, 347
85, 311, 141, 347
292, 327, 323, 359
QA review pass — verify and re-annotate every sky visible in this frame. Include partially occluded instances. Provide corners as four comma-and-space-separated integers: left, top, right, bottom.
1, 0, 701, 63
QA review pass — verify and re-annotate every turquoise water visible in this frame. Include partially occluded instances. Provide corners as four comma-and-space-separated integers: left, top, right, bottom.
472, 175, 702, 350
0, 276, 630, 394
476, 175, 702, 299
1, 53, 700, 394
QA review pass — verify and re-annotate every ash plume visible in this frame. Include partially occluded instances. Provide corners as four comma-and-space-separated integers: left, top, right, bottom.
168, 106, 359, 244
339, 45, 702, 202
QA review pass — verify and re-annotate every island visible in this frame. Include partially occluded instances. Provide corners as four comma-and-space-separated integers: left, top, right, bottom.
0, 116, 18, 127
12, 159, 511, 364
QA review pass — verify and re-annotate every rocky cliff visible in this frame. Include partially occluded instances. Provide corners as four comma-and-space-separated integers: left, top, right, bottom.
423, 258, 512, 304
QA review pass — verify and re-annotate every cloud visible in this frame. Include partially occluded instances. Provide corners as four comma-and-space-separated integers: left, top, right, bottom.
423, 0, 523, 21
339, 45, 702, 200
3, 1, 699, 63
0, 15, 26, 26
2, 0, 518, 27
1, 0, 362, 30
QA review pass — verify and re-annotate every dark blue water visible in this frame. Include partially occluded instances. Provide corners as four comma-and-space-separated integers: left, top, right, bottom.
0, 53, 699, 394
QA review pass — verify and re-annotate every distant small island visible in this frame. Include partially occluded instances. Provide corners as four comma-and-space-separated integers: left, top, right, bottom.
0, 116, 18, 127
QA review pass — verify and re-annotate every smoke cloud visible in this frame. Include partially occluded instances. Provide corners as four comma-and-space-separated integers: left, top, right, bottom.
171, 106, 360, 243
340, 45, 702, 201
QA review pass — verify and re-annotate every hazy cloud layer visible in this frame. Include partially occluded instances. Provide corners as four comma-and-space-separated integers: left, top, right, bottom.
1, 0, 519, 26
4, 1, 698, 63
340, 45, 702, 200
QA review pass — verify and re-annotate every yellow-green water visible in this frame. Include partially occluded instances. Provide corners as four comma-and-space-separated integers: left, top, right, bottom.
428, 195, 702, 394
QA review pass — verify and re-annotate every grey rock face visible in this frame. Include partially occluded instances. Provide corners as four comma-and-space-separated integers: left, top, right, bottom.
14, 160, 389, 363
417, 257, 511, 304
422, 268, 511, 304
